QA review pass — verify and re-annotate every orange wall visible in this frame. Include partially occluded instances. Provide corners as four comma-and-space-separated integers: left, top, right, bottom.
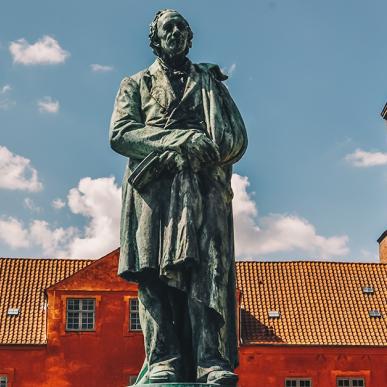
0, 289, 144, 387
2, 341, 387, 386
238, 345, 387, 387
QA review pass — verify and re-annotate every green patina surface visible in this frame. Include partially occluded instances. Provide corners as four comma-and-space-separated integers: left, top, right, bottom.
134, 384, 227, 387
111, 9, 247, 385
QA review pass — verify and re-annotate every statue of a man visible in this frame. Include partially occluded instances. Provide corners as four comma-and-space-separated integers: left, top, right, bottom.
110, 9, 247, 385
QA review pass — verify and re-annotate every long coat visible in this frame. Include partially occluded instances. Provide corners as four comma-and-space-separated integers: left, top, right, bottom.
110, 59, 247, 367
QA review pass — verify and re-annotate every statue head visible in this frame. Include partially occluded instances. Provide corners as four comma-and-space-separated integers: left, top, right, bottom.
149, 9, 193, 60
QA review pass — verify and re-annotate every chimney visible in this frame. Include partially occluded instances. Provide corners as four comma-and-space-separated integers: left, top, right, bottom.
377, 231, 387, 263
381, 103, 387, 121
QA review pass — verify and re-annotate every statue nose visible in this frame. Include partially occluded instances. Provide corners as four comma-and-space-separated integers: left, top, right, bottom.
172, 26, 181, 35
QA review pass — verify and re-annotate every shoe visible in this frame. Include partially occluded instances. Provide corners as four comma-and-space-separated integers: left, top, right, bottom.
148, 369, 178, 383
207, 369, 238, 385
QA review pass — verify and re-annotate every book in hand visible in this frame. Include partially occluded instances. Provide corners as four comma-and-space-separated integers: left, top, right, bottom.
128, 152, 163, 191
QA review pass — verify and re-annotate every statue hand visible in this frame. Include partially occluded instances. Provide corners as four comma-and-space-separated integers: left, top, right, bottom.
159, 150, 187, 172
185, 133, 220, 165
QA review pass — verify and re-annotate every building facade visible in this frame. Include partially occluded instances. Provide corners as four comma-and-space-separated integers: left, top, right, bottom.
0, 248, 386, 386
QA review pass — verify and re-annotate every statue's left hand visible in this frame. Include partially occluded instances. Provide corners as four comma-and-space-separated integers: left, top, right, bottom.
184, 133, 220, 170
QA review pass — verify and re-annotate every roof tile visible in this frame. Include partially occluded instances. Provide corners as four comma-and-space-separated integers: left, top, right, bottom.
0, 257, 92, 345
236, 261, 387, 346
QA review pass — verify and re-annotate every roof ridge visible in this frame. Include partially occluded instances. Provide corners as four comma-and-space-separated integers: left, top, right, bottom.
236, 260, 382, 265
0, 257, 94, 262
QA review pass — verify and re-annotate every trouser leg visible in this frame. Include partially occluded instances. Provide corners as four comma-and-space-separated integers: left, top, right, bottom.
138, 277, 181, 376
188, 298, 231, 381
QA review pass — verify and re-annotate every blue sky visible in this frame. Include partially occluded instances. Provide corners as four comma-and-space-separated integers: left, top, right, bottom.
1, 0, 387, 262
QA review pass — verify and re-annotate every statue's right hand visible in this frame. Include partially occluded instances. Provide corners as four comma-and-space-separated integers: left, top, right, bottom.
159, 150, 187, 173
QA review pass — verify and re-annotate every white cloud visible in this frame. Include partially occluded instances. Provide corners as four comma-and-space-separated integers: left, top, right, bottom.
0, 177, 120, 258
0, 217, 30, 248
9, 36, 70, 65
0, 99, 16, 110
0, 173, 350, 260
227, 63, 236, 76
0, 85, 15, 110
38, 97, 59, 113
90, 64, 113, 73
66, 177, 121, 257
0, 146, 43, 192
29, 220, 77, 257
52, 198, 65, 209
24, 197, 41, 213
232, 174, 349, 259
0, 217, 76, 256
222, 63, 237, 77
1, 85, 11, 94
345, 148, 387, 167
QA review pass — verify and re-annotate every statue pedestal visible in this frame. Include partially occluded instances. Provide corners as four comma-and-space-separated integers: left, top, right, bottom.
132, 384, 230, 386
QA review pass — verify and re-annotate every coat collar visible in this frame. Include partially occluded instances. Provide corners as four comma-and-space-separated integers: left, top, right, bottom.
147, 59, 200, 110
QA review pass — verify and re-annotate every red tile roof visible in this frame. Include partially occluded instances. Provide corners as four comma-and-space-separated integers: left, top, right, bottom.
236, 261, 387, 346
0, 257, 92, 345
1, 256, 386, 347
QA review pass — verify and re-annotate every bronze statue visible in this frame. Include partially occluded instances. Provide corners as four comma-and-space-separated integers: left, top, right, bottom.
110, 9, 247, 385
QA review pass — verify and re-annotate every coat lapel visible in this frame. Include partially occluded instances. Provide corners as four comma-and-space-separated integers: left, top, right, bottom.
179, 63, 200, 106
148, 60, 176, 109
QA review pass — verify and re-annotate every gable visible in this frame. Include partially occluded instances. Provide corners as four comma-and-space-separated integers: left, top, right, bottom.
48, 249, 137, 292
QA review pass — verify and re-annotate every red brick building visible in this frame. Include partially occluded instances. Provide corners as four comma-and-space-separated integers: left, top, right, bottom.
0, 246, 386, 387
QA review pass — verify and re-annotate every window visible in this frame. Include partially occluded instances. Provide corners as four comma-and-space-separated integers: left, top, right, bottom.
66, 298, 95, 331
129, 298, 141, 331
0, 376, 7, 387
285, 379, 312, 387
337, 378, 365, 387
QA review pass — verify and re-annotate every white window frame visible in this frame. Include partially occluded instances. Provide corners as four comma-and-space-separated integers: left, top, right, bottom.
66, 298, 95, 331
129, 298, 142, 332
337, 377, 365, 387
285, 379, 312, 387
0, 376, 8, 387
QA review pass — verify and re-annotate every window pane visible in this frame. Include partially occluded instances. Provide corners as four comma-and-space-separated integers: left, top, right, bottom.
0, 376, 7, 387
66, 298, 95, 331
82, 299, 94, 311
285, 379, 311, 387
67, 299, 80, 311
81, 311, 95, 330
337, 378, 365, 387
130, 298, 142, 331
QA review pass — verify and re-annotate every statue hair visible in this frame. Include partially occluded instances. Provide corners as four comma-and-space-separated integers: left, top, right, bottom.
149, 9, 193, 57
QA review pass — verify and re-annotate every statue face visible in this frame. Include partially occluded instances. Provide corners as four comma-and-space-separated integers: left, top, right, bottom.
156, 12, 190, 58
